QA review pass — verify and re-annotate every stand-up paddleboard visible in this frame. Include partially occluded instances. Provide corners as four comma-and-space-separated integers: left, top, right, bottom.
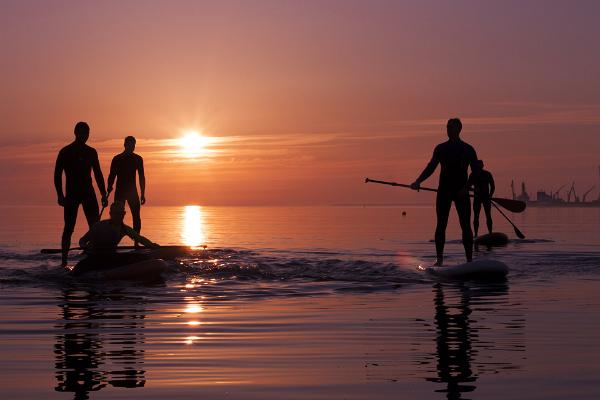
474, 232, 509, 247
420, 259, 508, 280
101, 259, 169, 283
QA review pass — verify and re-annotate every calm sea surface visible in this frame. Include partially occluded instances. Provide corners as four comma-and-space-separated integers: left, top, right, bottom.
1, 205, 599, 399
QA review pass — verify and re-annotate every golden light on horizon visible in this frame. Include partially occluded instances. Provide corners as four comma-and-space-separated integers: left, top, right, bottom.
179, 130, 208, 158
182, 205, 205, 247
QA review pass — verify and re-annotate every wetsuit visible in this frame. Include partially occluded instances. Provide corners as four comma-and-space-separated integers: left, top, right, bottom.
73, 220, 156, 276
54, 142, 107, 260
414, 139, 478, 261
468, 169, 495, 237
108, 152, 145, 234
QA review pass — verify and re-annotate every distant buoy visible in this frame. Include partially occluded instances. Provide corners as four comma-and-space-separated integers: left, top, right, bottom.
402, 211, 407, 216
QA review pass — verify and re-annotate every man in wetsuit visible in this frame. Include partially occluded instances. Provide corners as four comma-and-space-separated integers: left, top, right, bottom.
73, 201, 159, 276
468, 160, 495, 237
54, 121, 108, 267
107, 136, 145, 246
410, 118, 478, 266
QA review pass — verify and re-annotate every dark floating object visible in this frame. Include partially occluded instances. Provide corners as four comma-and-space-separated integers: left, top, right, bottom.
474, 232, 509, 247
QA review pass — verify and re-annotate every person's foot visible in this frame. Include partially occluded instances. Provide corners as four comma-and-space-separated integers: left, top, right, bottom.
61, 258, 68, 268
434, 258, 443, 266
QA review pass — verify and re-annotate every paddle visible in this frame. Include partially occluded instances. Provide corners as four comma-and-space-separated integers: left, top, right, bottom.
491, 200, 526, 239
99, 189, 112, 219
40, 245, 202, 254
364, 178, 526, 213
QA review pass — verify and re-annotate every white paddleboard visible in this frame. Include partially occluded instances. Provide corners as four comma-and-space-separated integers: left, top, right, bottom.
420, 259, 508, 280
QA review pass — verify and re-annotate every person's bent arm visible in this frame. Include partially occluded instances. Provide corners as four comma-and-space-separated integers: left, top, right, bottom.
489, 173, 495, 198
54, 152, 65, 205
123, 225, 158, 248
411, 148, 440, 189
138, 157, 146, 204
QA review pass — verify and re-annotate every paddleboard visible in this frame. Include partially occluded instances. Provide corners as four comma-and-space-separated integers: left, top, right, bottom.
474, 232, 509, 247
421, 259, 508, 280
101, 258, 169, 283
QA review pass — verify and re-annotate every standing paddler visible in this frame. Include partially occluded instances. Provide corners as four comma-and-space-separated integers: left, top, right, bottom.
107, 136, 146, 247
54, 122, 108, 267
410, 118, 478, 266
468, 160, 495, 237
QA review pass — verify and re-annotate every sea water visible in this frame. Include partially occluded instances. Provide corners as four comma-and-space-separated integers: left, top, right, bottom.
0, 205, 599, 399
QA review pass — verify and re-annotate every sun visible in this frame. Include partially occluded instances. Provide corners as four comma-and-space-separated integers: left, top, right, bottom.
179, 130, 208, 157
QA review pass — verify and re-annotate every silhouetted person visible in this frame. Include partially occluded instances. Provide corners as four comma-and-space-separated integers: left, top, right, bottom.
468, 160, 495, 237
107, 136, 145, 246
72, 201, 158, 276
411, 118, 477, 266
54, 122, 108, 267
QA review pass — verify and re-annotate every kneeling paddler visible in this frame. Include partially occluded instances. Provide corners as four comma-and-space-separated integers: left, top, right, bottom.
72, 201, 159, 276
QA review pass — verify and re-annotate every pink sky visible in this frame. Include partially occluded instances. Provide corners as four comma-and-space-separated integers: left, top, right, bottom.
1, 0, 599, 205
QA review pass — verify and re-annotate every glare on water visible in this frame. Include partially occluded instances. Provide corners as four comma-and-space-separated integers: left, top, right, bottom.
181, 205, 206, 247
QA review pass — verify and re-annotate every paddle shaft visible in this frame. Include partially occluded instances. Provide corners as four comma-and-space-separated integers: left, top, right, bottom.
491, 200, 526, 239
98, 189, 112, 219
40, 245, 199, 254
365, 178, 526, 213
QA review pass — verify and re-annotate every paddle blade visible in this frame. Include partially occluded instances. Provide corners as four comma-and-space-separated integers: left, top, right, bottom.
491, 197, 526, 213
513, 225, 526, 239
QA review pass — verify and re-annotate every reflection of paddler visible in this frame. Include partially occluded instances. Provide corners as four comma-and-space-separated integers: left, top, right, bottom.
72, 201, 159, 276
54, 288, 147, 399
429, 283, 476, 399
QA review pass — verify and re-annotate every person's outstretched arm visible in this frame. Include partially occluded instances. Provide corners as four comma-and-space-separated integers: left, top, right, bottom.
123, 225, 158, 248
91, 150, 108, 204
411, 147, 440, 188
54, 151, 65, 206
138, 157, 146, 205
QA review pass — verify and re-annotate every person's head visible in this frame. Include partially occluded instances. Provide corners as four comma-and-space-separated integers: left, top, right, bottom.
109, 201, 126, 224
74, 121, 90, 144
124, 136, 136, 153
475, 159, 484, 170
446, 118, 462, 140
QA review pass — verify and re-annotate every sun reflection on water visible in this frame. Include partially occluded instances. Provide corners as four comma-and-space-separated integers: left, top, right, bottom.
182, 205, 205, 247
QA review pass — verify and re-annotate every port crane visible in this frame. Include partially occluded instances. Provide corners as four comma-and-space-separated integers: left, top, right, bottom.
567, 182, 579, 203
582, 186, 595, 202
552, 184, 566, 200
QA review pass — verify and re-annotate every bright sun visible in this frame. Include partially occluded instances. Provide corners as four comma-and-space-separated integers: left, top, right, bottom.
179, 131, 207, 157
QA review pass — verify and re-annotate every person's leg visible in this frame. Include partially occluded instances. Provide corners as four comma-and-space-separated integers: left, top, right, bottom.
435, 193, 452, 266
472, 197, 482, 237
483, 199, 493, 234
127, 193, 142, 247
81, 192, 100, 228
61, 199, 79, 267
455, 193, 473, 262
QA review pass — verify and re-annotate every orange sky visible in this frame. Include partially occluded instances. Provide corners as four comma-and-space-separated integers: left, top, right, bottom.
1, 1, 599, 205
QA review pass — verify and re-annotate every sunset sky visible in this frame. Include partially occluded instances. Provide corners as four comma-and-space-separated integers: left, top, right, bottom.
1, 0, 599, 205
